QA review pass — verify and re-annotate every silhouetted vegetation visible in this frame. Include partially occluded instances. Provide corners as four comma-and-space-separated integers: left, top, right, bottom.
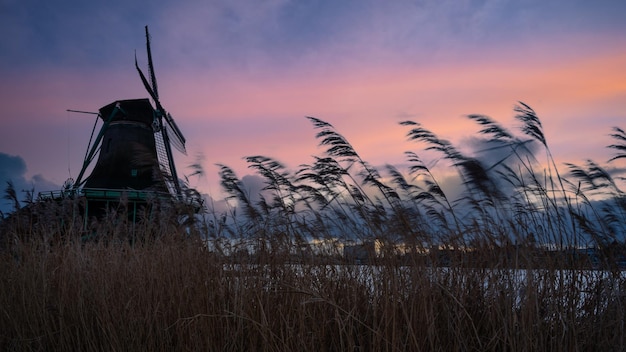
1, 102, 625, 351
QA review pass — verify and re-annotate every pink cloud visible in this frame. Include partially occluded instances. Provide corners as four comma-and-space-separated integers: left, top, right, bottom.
168, 43, 625, 196
2, 31, 625, 197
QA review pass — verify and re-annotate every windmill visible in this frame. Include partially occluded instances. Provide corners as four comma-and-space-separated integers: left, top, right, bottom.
132, 25, 187, 197
63, 26, 195, 217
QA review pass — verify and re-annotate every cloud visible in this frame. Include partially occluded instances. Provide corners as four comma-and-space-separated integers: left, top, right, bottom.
0, 0, 160, 69
2, 0, 626, 204
240, 174, 269, 204
0, 153, 27, 181
3, 0, 626, 72
0, 153, 59, 214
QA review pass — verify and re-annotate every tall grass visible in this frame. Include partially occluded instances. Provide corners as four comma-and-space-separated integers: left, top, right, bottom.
1, 102, 625, 351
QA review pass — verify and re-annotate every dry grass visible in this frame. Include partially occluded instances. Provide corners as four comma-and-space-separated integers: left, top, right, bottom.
1, 103, 626, 351
1, 234, 624, 351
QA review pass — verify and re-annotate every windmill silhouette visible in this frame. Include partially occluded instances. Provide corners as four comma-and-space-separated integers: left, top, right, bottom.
56, 26, 200, 220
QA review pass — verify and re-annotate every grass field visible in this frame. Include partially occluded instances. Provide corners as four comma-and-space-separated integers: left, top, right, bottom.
1, 103, 625, 351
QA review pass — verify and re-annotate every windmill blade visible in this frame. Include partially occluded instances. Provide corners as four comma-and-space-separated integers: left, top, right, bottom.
154, 128, 181, 196
166, 126, 186, 155
142, 25, 169, 118
137, 26, 186, 157
164, 113, 187, 155
136, 56, 169, 125
135, 55, 159, 103
135, 28, 166, 114
145, 25, 159, 100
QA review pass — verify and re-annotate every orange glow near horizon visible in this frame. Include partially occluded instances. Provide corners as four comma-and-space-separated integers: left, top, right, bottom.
163, 47, 626, 184
2, 30, 625, 198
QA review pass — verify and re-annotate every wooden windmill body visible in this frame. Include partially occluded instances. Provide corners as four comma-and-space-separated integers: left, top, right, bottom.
39, 26, 200, 222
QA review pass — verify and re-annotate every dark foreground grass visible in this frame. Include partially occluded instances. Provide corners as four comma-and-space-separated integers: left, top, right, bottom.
2, 103, 626, 351
1, 235, 625, 351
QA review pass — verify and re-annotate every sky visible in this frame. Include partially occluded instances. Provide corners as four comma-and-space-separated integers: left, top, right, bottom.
1, 0, 626, 214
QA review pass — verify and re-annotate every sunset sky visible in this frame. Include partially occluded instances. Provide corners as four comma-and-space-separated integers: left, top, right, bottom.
1, 0, 625, 213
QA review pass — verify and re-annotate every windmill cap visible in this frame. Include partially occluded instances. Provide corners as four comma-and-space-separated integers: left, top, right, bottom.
99, 98, 155, 125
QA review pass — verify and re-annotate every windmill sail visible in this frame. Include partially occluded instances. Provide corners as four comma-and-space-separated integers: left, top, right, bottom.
164, 113, 186, 154
154, 126, 178, 195
145, 27, 159, 100
133, 25, 187, 197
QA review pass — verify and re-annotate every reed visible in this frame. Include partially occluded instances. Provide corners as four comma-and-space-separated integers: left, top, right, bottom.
1, 102, 625, 351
